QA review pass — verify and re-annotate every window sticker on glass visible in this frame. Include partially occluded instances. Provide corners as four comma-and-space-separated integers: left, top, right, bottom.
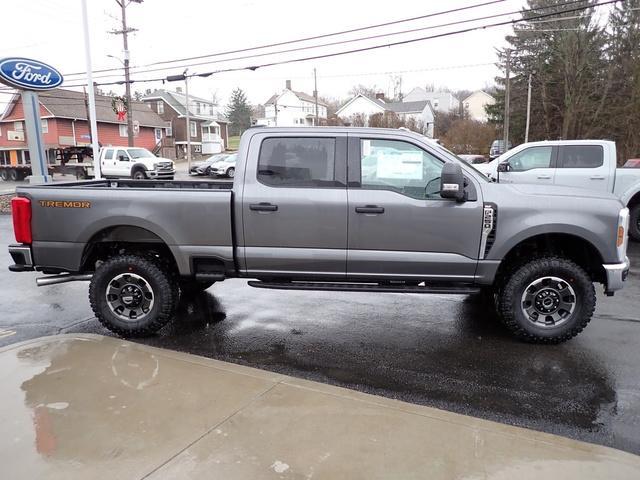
362, 139, 372, 157
376, 152, 423, 180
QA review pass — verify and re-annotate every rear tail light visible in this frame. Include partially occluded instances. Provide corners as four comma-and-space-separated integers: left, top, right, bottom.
11, 197, 32, 244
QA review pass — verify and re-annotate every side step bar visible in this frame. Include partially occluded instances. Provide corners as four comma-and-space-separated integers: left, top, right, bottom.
248, 281, 480, 295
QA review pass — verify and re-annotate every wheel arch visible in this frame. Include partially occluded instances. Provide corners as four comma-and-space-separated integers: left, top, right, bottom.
494, 232, 606, 286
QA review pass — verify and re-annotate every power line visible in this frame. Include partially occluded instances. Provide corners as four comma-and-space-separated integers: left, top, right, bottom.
59, 0, 620, 89
63, 0, 509, 78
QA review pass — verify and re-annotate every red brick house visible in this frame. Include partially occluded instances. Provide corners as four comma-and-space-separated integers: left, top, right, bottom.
0, 88, 167, 167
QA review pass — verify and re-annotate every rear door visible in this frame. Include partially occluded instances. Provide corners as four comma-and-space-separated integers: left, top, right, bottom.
241, 133, 348, 277
100, 148, 116, 176
498, 146, 556, 185
553, 144, 610, 192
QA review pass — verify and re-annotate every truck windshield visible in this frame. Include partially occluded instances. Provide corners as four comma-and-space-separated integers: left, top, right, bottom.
128, 149, 155, 159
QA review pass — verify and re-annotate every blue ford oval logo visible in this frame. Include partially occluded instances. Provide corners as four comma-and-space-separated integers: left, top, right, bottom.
0, 57, 63, 91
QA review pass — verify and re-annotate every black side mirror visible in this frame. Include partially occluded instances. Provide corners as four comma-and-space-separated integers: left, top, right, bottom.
440, 163, 465, 202
497, 162, 511, 172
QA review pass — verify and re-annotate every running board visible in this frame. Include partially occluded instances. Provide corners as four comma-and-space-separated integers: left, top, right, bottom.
247, 281, 480, 295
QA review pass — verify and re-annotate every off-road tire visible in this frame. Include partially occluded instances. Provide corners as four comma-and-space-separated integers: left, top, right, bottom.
89, 254, 177, 337
629, 204, 640, 242
497, 256, 595, 344
132, 169, 147, 180
179, 279, 215, 294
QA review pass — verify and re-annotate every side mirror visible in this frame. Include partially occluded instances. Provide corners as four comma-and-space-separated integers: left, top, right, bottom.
440, 163, 465, 202
497, 162, 511, 172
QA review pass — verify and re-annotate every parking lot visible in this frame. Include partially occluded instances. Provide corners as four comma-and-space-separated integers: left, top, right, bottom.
1, 213, 639, 455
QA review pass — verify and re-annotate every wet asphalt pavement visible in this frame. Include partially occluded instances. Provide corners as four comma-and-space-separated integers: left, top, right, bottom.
1, 214, 639, 455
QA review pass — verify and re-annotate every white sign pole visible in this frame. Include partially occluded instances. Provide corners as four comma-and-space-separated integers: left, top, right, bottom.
80, 0, 101, 179
22, 90, 51, 184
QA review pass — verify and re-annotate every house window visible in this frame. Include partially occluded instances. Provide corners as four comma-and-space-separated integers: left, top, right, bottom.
119, 124, 128, 137
14, 121, 23, 131
190, 121, 197, 137
41, 119, 48, 134
0, 126, 2, 136
157, 101, 164, 114
209, 105, 214, 115
433, 101, 439, 108
165, 121, 172, 137
154, 128, 163, 142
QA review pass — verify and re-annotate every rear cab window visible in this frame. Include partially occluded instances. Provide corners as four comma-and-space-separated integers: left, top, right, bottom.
257, 137, 339, 187
558, 145, 604, 168
103, 149, 114, 160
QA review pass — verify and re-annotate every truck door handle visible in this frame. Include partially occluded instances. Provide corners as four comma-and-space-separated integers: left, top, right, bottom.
250, 202, 278, 212
590, 175, 605, 180
355, 205, 385, 214
537, 175, 552, 179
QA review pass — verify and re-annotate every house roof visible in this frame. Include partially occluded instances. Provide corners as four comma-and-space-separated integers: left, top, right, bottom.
264, 89, 328, 107
462, 90, 496, 103
335, 94, 433, 116
142, 89, 229, 123
1, 88, 167, 127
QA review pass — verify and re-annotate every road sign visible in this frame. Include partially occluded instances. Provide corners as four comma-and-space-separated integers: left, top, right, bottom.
0, 57, 63, 91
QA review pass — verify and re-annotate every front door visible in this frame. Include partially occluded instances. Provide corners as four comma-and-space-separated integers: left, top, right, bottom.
498, 145, 556, 185
115, 149, 131, 176
347, 136, 483, 281
242, 134, 348, 277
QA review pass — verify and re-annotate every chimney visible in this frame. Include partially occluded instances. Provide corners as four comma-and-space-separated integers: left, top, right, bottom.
285, 80, 292, 90
375, 92, 385, 101
176, 86, 182, 93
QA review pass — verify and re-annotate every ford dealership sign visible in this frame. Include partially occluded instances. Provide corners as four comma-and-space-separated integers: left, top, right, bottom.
0, 57, 63, 91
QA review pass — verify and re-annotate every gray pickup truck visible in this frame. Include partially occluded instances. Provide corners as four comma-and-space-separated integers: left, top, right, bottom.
8, 127, 631, 343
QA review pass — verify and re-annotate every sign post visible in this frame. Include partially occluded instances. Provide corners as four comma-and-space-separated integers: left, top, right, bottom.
0, 57, 63, 184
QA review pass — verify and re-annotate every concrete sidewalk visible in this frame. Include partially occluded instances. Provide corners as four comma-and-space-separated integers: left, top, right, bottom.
1, 334, 638, 479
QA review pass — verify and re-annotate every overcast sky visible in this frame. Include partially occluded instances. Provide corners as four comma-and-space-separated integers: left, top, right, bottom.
0, 0, 612, 108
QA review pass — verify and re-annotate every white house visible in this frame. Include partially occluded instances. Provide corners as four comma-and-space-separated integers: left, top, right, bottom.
335, 94, 435, 138
403, 87, 460, 113
462, 90, 496, 122
257, 80, 327, 127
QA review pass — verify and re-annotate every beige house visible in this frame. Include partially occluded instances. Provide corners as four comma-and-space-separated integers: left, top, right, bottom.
462, 91, 496, 122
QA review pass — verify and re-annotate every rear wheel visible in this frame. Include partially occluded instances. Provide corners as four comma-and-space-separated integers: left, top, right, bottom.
8, 169, 18, 181
0, 170, 7, 181
132, 169, 147, 180
629, 204, 640, 242
75, 167, 87, 180
497, 257, 595, 344
89, 255, 178, 337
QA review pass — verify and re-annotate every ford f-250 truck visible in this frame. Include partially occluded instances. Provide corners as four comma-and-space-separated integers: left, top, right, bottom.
476, 140, 640, 240
8, 127, 631, 343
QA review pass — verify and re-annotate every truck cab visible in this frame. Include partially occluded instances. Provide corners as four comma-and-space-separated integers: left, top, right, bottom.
100, 147, 175, 180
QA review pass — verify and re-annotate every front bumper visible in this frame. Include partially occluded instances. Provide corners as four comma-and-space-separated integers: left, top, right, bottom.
148, 169, 175, 179
8, 244, 34, 272
603, 256, 630, 294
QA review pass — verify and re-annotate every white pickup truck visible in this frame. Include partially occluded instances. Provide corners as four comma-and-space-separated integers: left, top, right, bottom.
476, 140, 640, 240
99, 147, 175, 180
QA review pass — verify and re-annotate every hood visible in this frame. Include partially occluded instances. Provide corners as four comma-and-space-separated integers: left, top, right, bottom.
154, 156, 174, 164
509, 183, 621, 202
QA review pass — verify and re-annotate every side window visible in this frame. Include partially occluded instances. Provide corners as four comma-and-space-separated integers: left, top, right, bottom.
508, 146, 553, 172
258, 137, 336, 187
116, 149, 129, 162
360, 139, 444, 200
103, 149, 114, 160
558, 145, 603, 168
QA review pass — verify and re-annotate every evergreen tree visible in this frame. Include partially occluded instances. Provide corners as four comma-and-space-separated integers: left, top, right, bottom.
226, 88, 252, 136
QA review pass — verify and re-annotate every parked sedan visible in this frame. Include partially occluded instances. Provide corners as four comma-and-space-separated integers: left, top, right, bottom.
189, 154, 229, 176
209, 153, 237, 178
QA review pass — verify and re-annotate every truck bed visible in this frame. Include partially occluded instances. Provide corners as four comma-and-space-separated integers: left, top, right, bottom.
16, 179, 235, 275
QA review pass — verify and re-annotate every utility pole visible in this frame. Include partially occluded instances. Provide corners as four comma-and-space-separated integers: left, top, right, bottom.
111, 0, 142, 147
274, 97, 278, 126
525, 72, 532, 143
81, 0, 101, 179
503, 49, 511, 151
184, 69, 192, 170
313, 68, 319, 126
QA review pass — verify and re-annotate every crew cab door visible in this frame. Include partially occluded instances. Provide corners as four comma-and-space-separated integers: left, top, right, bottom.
553, 144, 611, 192
346, 135, 483, 280
100, 148, 116, 176
498, 146, 556, 185
115, 149, 132, 177
241, 133, 348, 277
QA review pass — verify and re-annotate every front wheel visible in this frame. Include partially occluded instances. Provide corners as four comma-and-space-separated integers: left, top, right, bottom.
89, 255, 178, 337
132, 169, 147, 180
629, 204, 640, 242
496, 257, 595, 344
226, 167, 235, 178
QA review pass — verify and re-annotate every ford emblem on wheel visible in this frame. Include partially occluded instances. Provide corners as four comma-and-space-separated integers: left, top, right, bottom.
0, 57, 64, 91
